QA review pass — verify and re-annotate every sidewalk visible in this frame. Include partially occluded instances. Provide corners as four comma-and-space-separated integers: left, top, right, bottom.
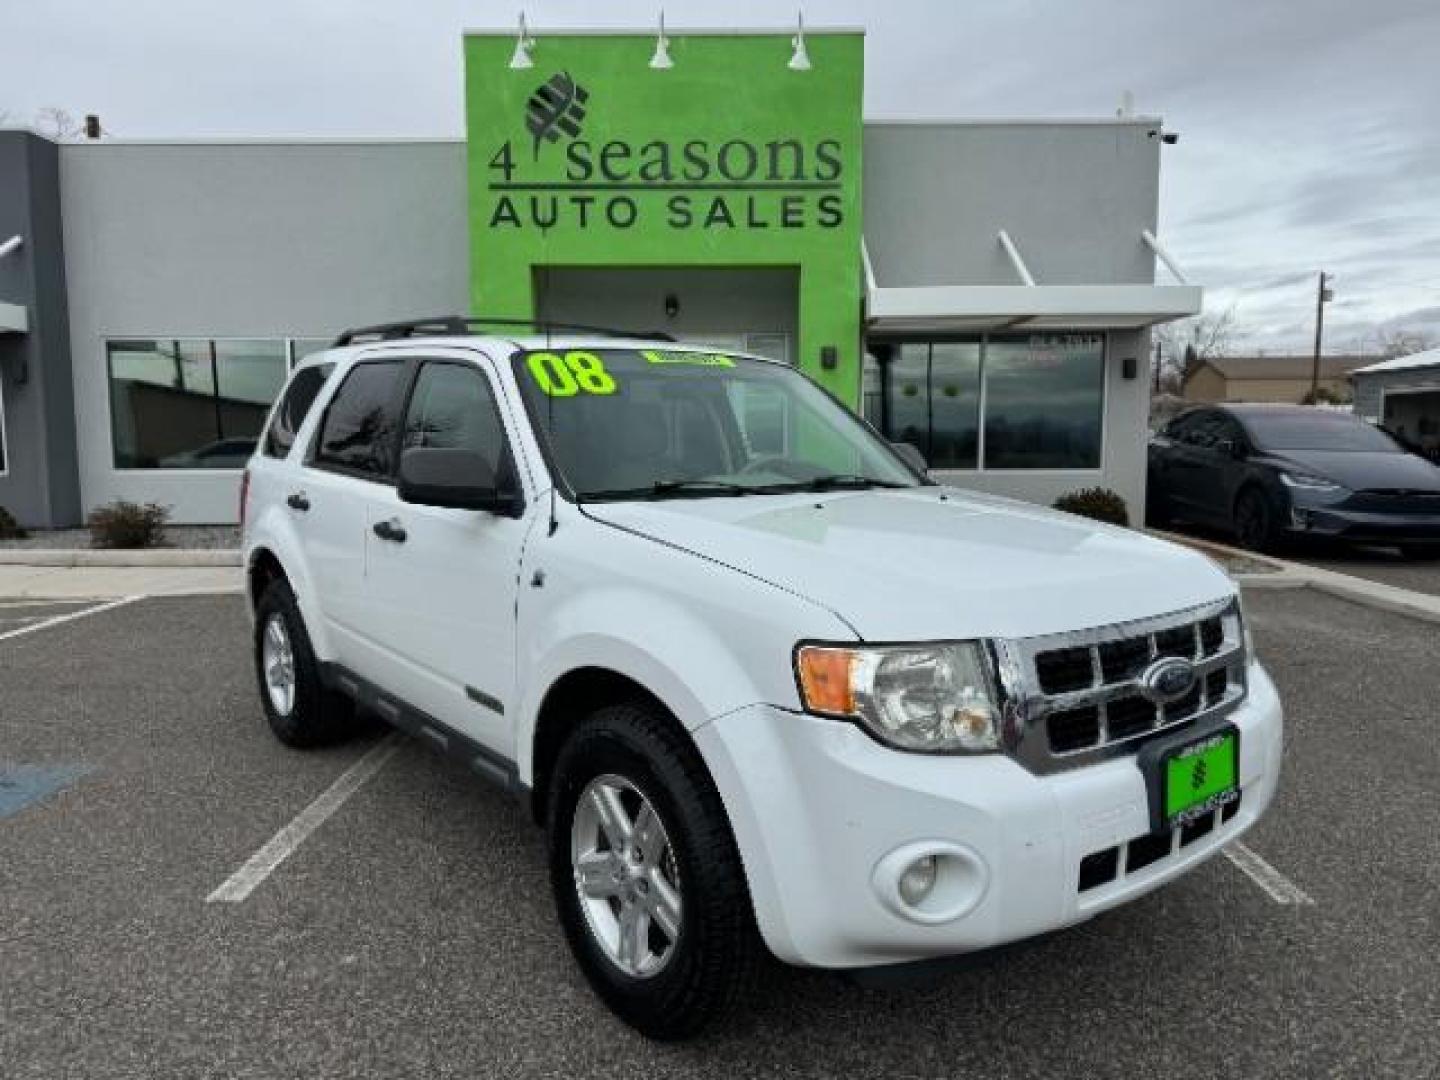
0, 563, 242, 599
1155, 530, 1440, 626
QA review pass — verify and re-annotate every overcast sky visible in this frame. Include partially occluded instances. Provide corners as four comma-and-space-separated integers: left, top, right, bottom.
5, 0, 1438, 356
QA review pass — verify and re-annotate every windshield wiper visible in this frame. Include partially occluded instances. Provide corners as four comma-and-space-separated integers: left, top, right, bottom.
649, 478, 760, 497
791, 474, 909, 491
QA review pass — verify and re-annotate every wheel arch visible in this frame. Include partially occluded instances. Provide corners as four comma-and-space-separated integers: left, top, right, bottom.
527, 665, 689, 826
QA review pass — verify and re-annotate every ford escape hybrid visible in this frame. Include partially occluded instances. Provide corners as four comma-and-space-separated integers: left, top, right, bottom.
241, 318, 1284, 1040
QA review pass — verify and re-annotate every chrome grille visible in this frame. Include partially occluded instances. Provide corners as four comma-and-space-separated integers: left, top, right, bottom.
995, 598, 1247, 775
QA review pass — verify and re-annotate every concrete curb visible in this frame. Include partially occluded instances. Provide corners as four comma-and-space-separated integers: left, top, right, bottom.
0, 549, 241, 568
1154, 530, 1440, 627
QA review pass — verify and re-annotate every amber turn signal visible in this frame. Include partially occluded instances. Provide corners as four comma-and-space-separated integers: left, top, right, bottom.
796, 646, 857, 716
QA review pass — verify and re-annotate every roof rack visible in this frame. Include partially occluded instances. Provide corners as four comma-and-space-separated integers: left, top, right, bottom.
331, 316, 675, 348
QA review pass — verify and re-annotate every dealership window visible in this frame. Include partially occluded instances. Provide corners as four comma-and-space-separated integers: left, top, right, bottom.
865, 333, 1105, 470
107, 338, 313, 469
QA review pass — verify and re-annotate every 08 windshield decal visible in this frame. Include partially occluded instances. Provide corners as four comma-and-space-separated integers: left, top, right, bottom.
525, 350, 618, 397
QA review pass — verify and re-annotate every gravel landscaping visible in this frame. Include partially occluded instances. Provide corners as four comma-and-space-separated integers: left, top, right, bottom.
0, 525, 240, 551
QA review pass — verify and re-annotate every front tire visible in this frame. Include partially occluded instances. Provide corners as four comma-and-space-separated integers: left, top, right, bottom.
1233, 487, 1278, 552
253, 579, 356, 747
546, 702, 762, 1041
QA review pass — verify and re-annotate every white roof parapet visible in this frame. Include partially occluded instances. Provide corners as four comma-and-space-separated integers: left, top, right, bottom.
1141, 229, 1189, 285
997, 230, 1036, 287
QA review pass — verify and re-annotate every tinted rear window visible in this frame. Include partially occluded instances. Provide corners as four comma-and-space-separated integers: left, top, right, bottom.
263, 363, 333, 459
1242, 412, 1402, 453
313, 361, 404, 477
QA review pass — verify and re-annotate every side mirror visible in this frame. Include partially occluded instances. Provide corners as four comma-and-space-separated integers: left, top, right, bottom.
397, 447, 522, 515
891, 441, 929, 476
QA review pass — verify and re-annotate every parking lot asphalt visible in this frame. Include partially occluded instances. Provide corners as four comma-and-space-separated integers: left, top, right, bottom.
2, 591, 1437, 1078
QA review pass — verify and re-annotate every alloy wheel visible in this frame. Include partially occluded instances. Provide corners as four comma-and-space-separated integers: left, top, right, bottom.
261, 613, 297, 717
571, 774, 683, 979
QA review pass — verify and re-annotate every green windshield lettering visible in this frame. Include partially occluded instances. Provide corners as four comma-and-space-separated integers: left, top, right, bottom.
527, 350, 618, 396
641, 350, 735, 369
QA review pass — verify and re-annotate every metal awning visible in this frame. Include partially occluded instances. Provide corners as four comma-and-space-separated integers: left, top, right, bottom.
864, 229, 1203, 333
0, 300, 27, 335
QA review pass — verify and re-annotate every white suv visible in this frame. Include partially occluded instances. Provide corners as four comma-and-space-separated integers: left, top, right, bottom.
242, 321, 1284, 1040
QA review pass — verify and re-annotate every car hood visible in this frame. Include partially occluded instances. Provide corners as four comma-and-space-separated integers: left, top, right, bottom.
583, 487, 1233, 641
1266, 449, 1440, 492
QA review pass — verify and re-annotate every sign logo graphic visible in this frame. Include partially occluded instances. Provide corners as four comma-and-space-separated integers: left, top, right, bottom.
1139, 656, 1198, 706
525, 71, 589, 158
1190, 758, 1208, 791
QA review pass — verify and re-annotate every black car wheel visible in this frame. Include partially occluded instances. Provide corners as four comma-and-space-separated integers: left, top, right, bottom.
253, 579, 357, 747
546, 702, 763, 1040
1234, 487, 1277, 552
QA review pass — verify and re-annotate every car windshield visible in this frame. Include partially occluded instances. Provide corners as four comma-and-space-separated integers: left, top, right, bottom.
1240, 412, 1405, 453
511, 347, 920, 500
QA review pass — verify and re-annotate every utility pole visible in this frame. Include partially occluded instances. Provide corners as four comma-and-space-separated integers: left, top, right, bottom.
1309, 271, 1333, 404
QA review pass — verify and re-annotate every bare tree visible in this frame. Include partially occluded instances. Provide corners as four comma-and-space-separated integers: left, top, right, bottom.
1374, 328, 1436, 359
1151, 305, 1237, 393
33, 107, 83, 140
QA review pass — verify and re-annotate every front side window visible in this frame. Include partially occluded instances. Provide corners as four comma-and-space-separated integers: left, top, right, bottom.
106, 338, 290, 469
513, 348, 919, 500
403, 362, 508, 471
313, 360, 405, 478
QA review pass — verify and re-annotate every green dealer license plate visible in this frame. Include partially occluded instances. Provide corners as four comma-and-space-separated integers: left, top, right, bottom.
1163, 729, 1239, 826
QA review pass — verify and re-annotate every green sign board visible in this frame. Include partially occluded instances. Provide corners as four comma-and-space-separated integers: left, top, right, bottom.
463, 31, 865, 404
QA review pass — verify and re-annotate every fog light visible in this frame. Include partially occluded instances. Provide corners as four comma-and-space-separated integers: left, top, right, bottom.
897, 854, 937, 905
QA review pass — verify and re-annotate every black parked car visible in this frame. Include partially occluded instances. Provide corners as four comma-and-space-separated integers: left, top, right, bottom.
1148, 404, 1440, 556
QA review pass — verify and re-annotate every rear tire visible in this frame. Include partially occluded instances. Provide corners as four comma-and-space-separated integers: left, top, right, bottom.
1233, 488, 1277, 552
253, 579, 356, 747
546, 702, 762, 1041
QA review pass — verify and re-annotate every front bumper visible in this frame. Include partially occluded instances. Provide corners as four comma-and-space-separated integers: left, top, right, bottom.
1285, 504, 1440, 544
695, 662, 1284, 969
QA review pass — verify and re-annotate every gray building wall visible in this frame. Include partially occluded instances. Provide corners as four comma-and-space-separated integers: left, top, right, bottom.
864, 120, 1163, 520
863, 120, 1163, 288
57, 124, 1170, 524
0, 131, 81, 529
1353, 367, 1440, 422
60, 140, 468, 522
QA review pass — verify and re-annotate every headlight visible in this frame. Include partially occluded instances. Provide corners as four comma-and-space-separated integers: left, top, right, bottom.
795, 642, 1001, 753
1279, 470, 1345, 494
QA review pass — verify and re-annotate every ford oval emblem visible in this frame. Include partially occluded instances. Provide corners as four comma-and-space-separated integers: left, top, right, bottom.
1141, 656, 1197, 704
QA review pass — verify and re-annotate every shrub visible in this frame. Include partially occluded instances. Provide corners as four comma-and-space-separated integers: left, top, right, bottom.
0, 505, 26, 540
87, 500, 170, 549
1053, 487, 1129, 527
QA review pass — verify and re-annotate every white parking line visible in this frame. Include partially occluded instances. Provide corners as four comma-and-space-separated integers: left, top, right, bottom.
0, 595, 143, 642
206, 733, 403, 904
1223, 841, 1315, 905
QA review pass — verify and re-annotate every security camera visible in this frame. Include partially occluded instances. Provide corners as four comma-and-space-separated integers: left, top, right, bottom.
1161, 131, 1179, 145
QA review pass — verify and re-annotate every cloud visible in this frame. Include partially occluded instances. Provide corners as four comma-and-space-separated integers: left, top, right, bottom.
4, 0, 1437, 352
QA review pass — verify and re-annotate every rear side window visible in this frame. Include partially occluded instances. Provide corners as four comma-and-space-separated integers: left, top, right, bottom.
312, 360, 405, 478
263, 363, 333, 459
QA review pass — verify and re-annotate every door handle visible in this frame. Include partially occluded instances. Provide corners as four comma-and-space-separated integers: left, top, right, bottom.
286, 491, 311, 512
372, 518, 407, 544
